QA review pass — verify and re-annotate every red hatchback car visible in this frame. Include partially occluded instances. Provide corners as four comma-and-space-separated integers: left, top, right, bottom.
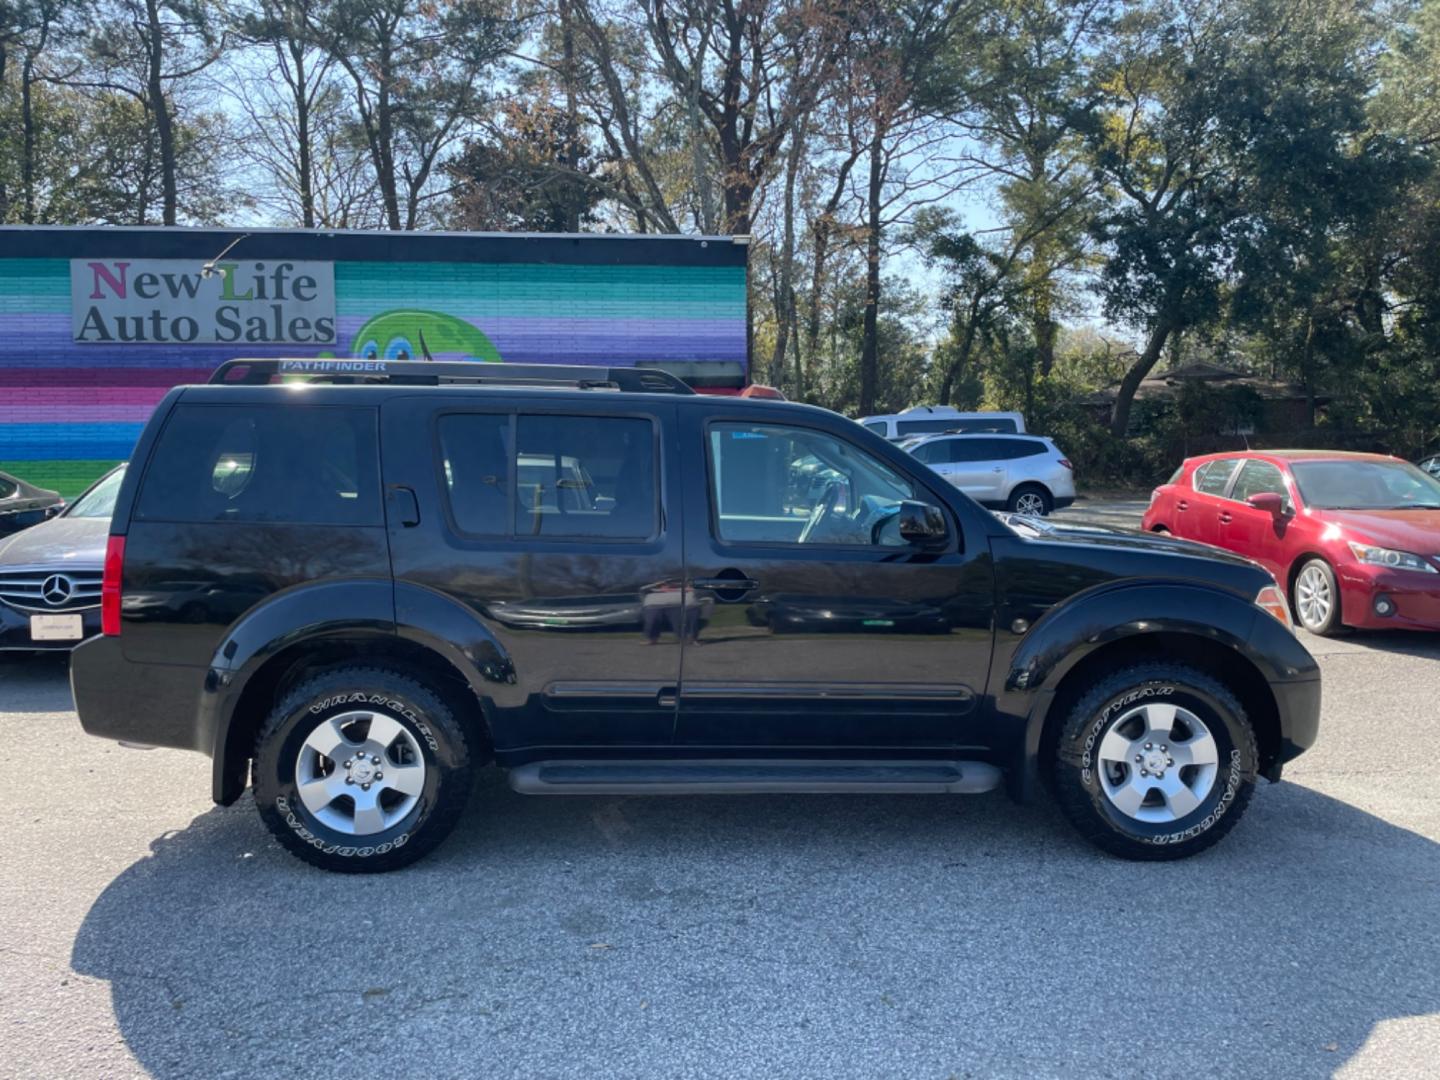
1142, 451, 1440, 635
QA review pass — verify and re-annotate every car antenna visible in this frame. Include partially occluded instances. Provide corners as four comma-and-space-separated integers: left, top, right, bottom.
418, 327, 435, 362
200, 234, 252, 280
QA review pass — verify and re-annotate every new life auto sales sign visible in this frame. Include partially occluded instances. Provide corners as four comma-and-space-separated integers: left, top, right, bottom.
71, 259, 337, 345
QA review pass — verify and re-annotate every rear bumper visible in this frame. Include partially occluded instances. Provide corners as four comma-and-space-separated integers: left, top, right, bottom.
0, 603, 101, 651
1337, 565, 1440, 631
70, 635, 207, 752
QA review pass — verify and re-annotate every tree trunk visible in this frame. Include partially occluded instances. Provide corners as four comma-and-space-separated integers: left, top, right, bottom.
859, 123, 885, 416
559, 0, 582, 232
1033, 293, 1057, 378
769, 119, 806, 388
21, 53, 36, 223
290, 42, 315, 228
1109, 317, 1174, 437
146, 0, 179, 225
939, 306, 981, 406
376, 45, 401, 230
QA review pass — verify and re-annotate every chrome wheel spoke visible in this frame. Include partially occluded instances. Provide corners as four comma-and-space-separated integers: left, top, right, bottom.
297, 772, 348, 814
1170, 730, 1219, 768
350, 788, 387, 835
303, 717, 357, 763
1107, 775, 1150, 816
1158, 773, 1201, 818
1141, 702, 1177, 742
383, 762, 425, 797
365, 712, 406, 752
1097, 727, 1136, 765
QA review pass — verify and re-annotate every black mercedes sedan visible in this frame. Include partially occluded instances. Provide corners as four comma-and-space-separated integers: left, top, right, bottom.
0, 469, 64, 537
0, 465, 124, 651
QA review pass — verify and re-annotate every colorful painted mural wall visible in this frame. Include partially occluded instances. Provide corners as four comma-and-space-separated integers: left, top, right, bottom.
0, 228, 749, 495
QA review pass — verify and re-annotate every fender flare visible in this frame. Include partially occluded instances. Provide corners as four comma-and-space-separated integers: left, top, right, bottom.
205, 579, 515, 804
1001, 581, 1315, 801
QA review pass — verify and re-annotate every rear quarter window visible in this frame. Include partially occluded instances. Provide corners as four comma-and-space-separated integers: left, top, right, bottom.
135, 404, 382, 526
1193, 459, 1239, 496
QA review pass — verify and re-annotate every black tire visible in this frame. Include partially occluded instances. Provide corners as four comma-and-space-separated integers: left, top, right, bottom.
1007, 483, 1054, 516
1051, 663, 1258, 860
252, 666, 476, 873
1291, 557, 1344, 636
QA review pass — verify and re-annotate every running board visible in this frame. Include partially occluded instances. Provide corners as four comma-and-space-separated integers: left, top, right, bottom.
506, 759, 1003, 795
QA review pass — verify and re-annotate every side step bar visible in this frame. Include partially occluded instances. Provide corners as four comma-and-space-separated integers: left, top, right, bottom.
507, 760, 1003, 796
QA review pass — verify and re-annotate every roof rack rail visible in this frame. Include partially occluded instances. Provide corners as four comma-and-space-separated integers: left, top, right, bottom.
208, 358, 696, 395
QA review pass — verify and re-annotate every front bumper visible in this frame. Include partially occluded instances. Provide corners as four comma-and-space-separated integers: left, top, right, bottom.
1337, 564, 1440, 631
0, 602, 101, 650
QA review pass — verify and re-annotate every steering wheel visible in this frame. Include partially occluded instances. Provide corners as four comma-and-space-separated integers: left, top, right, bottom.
798, 481, 842, 544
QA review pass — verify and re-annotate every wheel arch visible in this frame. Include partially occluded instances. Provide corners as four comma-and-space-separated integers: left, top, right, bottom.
1004, 582, 1312, 801
207, 581, 512, 805
1035, 632, 1282, 792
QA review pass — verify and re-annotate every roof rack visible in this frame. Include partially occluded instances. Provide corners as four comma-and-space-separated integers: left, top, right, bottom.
208, 358, 696, 395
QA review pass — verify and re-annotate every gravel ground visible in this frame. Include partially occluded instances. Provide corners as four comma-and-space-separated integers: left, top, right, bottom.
2, 625, 1438, 1079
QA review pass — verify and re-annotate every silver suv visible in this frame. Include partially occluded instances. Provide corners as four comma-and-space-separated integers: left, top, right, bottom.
902, 433, 1075, 516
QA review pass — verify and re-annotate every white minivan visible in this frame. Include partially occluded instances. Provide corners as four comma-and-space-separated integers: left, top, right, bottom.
857, 405, 1026, 442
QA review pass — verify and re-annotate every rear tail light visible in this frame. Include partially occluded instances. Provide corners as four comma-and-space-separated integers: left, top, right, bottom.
1058, 458, 1073, 470
101, 535, 126, 636
1254, 584, 1293, 632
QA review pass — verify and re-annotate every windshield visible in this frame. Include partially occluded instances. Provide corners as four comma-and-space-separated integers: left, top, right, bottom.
1291, 460, 1440, 510
65, 467, 125, 519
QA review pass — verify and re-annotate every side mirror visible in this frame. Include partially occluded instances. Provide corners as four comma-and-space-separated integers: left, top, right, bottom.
1247, 492, 1288, 517
898, 500, 948, 546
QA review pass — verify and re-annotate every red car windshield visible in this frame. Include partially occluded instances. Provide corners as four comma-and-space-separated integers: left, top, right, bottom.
1291, 460, 1440, 510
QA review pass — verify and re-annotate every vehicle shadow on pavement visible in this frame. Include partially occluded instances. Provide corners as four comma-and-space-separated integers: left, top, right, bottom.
71, 772, 1440, 1079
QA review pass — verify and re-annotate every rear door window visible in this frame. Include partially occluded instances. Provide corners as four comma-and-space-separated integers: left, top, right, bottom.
439, 413, 658, 541
949, 438, 1001, 463
135, 404, 382, 525
1231, 460, 1291, 508
1193, 459, 1239, 497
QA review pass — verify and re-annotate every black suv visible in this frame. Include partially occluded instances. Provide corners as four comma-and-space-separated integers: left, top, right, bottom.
71, 360, 1320, 872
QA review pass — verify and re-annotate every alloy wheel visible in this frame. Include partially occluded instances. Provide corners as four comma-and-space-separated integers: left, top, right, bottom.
1295, 564, 1333, 630
293, 710, 427, 836
1014, 491, 1048, 516
1095, 701, 1220, 823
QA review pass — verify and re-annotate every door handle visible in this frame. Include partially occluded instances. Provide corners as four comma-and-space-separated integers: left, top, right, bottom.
386, 485, 421, 527
693, 571, 759, 603
1219, 511, 1232, 524
692, 576, 759, 592
1177, 500, 1189, 511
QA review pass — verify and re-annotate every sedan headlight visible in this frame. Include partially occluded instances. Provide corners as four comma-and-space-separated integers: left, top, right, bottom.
1346, 541, 1438, 574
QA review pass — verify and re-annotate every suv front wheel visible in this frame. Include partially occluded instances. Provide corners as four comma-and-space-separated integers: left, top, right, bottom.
1051, 663, 1257, 859
252, 666, 476, 872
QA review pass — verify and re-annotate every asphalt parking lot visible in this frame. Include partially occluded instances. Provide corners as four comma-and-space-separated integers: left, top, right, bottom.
3, 557, 1439, 1078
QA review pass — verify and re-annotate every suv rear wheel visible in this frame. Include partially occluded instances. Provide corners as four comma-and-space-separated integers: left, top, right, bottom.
1007, 483, 1053, 516
252, 666, 475, 872
1051, 663, 1257, 859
